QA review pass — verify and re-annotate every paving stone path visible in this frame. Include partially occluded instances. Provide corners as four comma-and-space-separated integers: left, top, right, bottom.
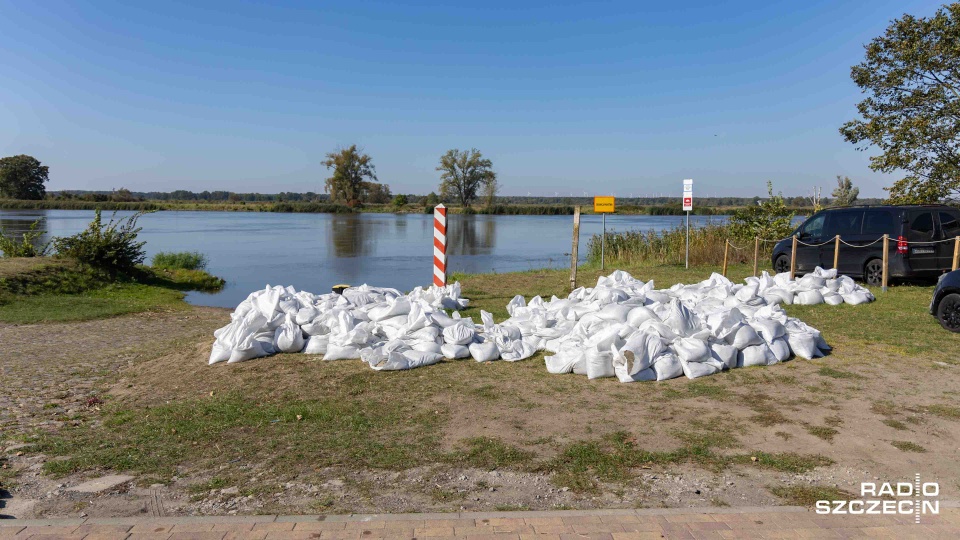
1, 505, 958, 540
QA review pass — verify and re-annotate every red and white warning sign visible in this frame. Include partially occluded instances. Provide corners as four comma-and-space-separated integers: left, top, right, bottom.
682, 179, 693, 211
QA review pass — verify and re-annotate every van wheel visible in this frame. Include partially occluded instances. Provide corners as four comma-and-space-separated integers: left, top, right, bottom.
864, 259, 883, 286
774, 255, 790, 274
937, 293, 960, 332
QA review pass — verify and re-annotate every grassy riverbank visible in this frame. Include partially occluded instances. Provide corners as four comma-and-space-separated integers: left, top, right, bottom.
0, 256, 224, 323
4, 260, 959, 517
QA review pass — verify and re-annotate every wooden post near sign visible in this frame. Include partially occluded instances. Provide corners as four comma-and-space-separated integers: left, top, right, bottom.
833, 235, 840, 270
753, 237, 760, 277
882, 234, 889, 293
953, 236, 960, 271
722, 241, 729, 277
570, 206, 581, 291
593, 196, 615, 270
790, 235, 797, 280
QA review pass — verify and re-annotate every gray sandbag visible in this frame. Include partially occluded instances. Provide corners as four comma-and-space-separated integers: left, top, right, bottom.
709, 341, 738, 370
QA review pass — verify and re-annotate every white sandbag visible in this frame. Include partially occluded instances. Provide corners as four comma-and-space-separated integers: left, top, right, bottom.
651, 352, 683, 380
738, 343, 776, 367
228, 335, 268, 363
295, 306, 320, 326
749, 319, 786, 344
255, 330, 278, 355
323, 343, 361, 360
785, 330, 822, 360
596, 304, 633, 323
585, 348, 615, 379
768, 336, 791, 362
302, 335, 329, 355
662, 299, 701, 336
842, 291, 872, 305
440, 343, 471, 359
209, 342, 231, 365
500, 339, 537, 361
411, 341, 442, 354
823, 292, 844, 306
367, 298, 411, 321
442, 322, 476, 345
614, 362, 657, 383
274, 318, 306, 353
506, 295, 526, 317
795, 289, 824, 305
728, 324, 763, 349
300, 320, 328, 336
798, 274, 826, 289
616, 332, 666, 373
469, 341, 500, 362
626, 305, 659, 327
709, 341, 738, 370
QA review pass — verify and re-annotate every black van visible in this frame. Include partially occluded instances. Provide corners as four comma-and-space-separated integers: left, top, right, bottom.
771, 205, 960, 285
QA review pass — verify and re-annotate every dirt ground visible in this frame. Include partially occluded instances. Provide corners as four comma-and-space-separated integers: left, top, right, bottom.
2, 301, 959, 519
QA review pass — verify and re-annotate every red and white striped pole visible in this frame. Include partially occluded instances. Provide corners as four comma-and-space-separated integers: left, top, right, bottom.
433, 204, 447, 287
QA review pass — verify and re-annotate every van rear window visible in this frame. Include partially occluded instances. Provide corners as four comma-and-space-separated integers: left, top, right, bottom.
910, 212, 935, 241
862, 211, 894, 235
942, 212, 960, 237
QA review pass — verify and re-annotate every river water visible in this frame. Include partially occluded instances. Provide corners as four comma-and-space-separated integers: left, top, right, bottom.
0, 209, 730, 308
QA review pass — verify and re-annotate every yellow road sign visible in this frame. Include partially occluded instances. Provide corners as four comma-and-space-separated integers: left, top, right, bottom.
594, 196, 615, 213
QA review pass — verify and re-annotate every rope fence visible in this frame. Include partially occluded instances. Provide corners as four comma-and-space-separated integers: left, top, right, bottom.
722, 234, 960, 293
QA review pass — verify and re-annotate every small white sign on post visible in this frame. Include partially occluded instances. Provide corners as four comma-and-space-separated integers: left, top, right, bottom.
682, 179, 693, 269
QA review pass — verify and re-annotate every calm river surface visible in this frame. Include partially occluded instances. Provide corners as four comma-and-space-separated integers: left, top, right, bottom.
1, 210, 730, 308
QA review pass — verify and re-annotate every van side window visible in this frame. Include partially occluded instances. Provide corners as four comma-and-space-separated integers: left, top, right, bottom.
941, 212, 960, 238
823, 211, 863, 238
800, 214, 825, 239
910, 212, 935, 241
862, 211, 894, 236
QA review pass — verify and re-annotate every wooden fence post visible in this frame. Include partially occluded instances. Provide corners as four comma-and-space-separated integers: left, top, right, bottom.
790, 235, 797, 280
570, 206, 580, 291
722, 241, 729, 277
753, 237, 759, 277
882, 234, 889, 293
953, 236, 960, 272
833, 235, 840, 270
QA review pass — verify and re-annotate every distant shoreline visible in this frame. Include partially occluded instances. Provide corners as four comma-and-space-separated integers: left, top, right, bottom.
0, 199, 805, 216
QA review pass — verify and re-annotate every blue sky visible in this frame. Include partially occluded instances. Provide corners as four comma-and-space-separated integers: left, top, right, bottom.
0, 0, 946, 197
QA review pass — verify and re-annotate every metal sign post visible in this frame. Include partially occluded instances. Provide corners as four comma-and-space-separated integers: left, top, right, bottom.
682, 179, 693, 269
593, 196, 615, 270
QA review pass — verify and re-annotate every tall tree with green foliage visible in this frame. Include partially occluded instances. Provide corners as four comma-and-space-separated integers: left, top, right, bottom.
436, 148, 496, 207
728, 182, 796, 241
322, 145, 378, 204
832, 175, 860, 206
0, 154, 49, 200
840, 3, 960, 203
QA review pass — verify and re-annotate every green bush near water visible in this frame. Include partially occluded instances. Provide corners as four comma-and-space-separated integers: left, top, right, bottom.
0, 219, 51, 257
53, 209, 148, 275
152, 251, 208, 271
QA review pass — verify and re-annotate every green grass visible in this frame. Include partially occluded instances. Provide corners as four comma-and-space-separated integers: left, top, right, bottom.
924, 405, 960, 420
891, 440, 927, 452
0, 283, 191, 323
0, 256, 224, 323
446, 437, 535, 470
152, 251, 208, 271
36, 392, 444, 477
816, 367, 862, 380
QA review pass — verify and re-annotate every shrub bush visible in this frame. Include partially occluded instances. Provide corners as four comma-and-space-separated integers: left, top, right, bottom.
0, 219, 51, 257
53, 209, 148, 275
152, 251, 208, 270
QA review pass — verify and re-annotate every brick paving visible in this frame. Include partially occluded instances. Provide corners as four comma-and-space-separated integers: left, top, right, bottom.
1, 506, 958, 540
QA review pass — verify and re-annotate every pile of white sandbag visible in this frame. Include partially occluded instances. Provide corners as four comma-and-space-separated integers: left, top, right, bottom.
498, 267, 874, 382
208, 282, 473, 369
208, 267, 874, 379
